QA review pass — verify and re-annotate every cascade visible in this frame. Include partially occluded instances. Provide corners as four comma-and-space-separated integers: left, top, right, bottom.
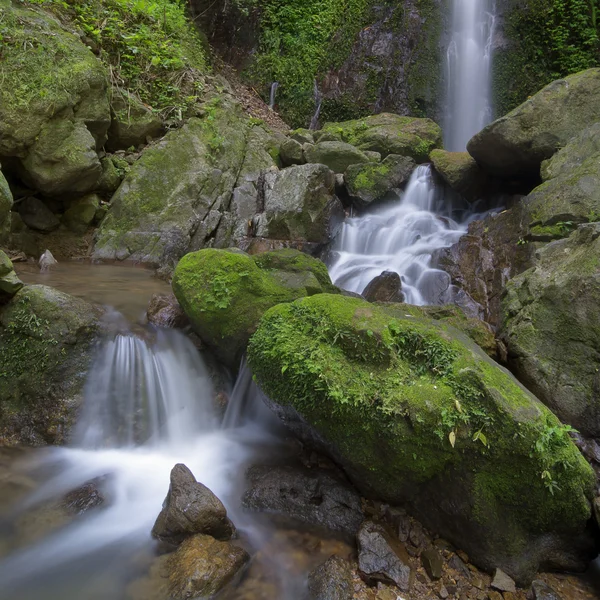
309, 79, 323, 130
269, 81, 279, 110
445, 0, 496, 151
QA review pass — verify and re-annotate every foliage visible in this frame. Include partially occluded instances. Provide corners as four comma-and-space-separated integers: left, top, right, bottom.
22, 0, 208, 116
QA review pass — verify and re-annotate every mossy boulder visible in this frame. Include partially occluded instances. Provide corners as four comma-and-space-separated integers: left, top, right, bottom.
345, 154, 416, 206
500, 224, 600, 437
0, 285, 105, 445
524, 123, 600, 240
248, 294, 595, 584
468, 69, 600, 178
62, 194, 100, 233
304, 141, 370, 174
0, 251, 23, 302
106, 89, 164, 151
322, 114, 442, 163
172, 248, 339, 367
0, 1, 109, 194
279, 138, 305, 166
429, 150, 488, 202
0, 169, 12, 242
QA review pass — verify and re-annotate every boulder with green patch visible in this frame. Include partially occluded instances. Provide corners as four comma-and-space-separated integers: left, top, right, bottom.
62, 194, 101, 233
468, 69, 600, 178
345, 154, 415, 206
0, 285, 105, 445
0, 169, 12, 242
429, 150, 488, 202
172, 248, 339, 367
248, 294, 595, 584
304, 141, 370, 173
0, 251, 23, 303
321, 114, 442, 163
500, 224, 600, 438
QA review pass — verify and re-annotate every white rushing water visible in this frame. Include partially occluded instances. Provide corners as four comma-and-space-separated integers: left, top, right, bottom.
328, 165, 490, 304
269, 81, 279, 110
0, 328, 286, 600
445, 0, 496, 151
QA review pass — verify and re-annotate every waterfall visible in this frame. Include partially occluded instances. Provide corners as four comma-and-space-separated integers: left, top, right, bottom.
269, 81, 279, 110
444, 0, 496, 151
328, 166, 487, 304
309, 79, 322, 130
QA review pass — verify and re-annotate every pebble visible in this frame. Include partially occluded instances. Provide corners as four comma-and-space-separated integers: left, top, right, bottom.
491, 569, 516, 593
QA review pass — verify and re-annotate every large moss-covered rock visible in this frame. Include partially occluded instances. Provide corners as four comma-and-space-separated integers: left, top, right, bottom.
0, 170, 12, 242
429, 150, 488, 202
248, 294, 595, 584
62, 194, 100, 233
304, 141, 370, 173
0, 1, 109, 193
345, 154, 416, 206
322, 114, 442, 163
172, 248, 338, 367
468, 69, 600, 178
500, 224, 600, 437
0, 285, 104, 445
255, 163, 343, 243
0, 251, 23, 303
524, 123, 600, 239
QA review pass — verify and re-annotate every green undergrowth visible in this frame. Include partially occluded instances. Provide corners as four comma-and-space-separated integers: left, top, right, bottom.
494, 0, 600, 115
22, 0, 209, 116
247, 294, 594, 532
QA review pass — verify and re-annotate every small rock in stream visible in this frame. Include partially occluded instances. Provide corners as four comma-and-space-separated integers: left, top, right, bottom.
152, 463, 235, 547
308, 555, 354, 600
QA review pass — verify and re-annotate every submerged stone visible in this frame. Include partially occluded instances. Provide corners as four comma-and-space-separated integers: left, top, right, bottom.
308, 555, 354, 600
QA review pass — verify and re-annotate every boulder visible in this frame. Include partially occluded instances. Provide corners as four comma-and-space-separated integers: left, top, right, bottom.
96, 156, 124, 194
172, 248, 338, 367
247, 294, 596, 584
529, 580, 563, 600
17, 197, 60, 233
106, 89, 164, 151
308, 555, 354, 600
0, 251, 23, 302
357, 520, 412, 590
62, 194, 100, 233
429, 149, 488, 201
467, 69, 600, 178
345, 155, 415, 206
523, 123, 600, 240
321, 113, 442, 162
491, 569, 516, 593
290, 129, 314, 145
304, 141, 370, 173
242, 464, 363, 535
500, 224, 600, 437
279, 137, 305, 166
0, 170, 12, 242
0, 2, 109, 194
62, 477, 107, 515
363, 271, 404, 303
146, 293, 189, 329
255, 163, 344, 243
167, 534, 249, 599
421, 548, 443, 580
152, 464, 235, 546
0, 285, 104, 445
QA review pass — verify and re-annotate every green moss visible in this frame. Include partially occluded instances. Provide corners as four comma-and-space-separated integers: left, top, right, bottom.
247, 294, 594, 537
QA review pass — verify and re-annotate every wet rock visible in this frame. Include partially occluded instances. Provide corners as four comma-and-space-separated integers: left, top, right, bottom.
491, 569, 516, 593
357, 520, 412, 590
345, 154, 416, 206
106, 89, 164, 151
0, 251, 23, 302
152, 463, 235, 546
308, 555, 354, 600
429, 149, 488, 202
242, 464, 363, 535
304, 141, 370, 174
17, 197, 60, 233
528, 580, 563, 600
467, 68, 600, 178
280, 138, 305, 166
167, 534, 249, 599
500, 223, 600, 436
146, 293, 189, 329
62, 477, 107, 515
363, 271, 404, 303
421, 548, 443, 580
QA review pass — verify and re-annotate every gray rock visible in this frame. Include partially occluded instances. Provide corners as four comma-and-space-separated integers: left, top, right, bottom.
308, 555, 354, 600
363, 271, 403, 302
0, 170, 12, 242
291, 129, 314, 145
152, 464, 235, 546
304, 141, 370, 173
280, 138, 305, 166
448, 553, 470, 580
242, 464, 362, 535
62, 194, 100, 233
62, 477, 107, 515
491, 568, 516, 593
146, 294, 189, 329
17, 197, 60, 232
357, 520, 412, 591
0, 251, 23, 302
421, 548, 443, 580
529, 580, 563, 600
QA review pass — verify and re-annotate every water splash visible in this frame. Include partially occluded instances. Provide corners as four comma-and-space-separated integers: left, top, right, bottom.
444, 0, 496, 150
328, 166, 490, 304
